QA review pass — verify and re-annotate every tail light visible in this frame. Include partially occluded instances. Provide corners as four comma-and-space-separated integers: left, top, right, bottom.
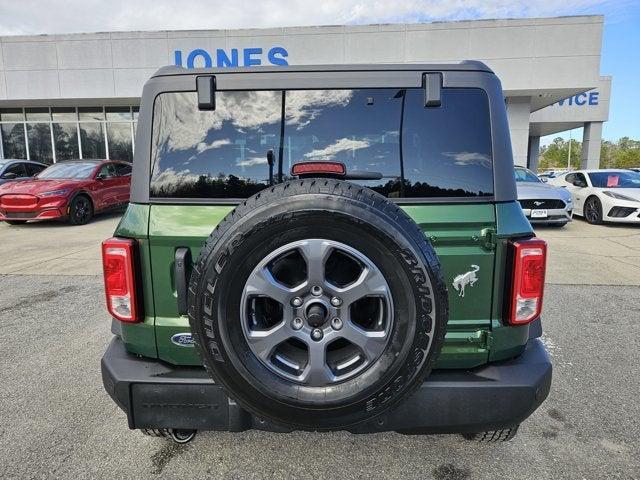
102, 237, 141, 322
508, 238, 547, 325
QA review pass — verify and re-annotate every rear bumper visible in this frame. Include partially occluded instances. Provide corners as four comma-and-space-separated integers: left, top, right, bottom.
101, 336, 552, 434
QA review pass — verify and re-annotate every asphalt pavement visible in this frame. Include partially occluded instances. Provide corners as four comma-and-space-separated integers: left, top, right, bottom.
0, 215, 639, 479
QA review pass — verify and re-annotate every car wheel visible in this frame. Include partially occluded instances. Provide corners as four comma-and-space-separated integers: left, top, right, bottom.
5, 220, 27, 225
188, 179, 448, 430
583, 196, 603, 225
68, 195, 93, 225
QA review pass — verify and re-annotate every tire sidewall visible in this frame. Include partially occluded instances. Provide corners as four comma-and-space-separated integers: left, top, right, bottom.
189, 190, 447, 429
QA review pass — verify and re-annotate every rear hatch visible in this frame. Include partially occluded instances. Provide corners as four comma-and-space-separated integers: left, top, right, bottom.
135, 79, 501, 368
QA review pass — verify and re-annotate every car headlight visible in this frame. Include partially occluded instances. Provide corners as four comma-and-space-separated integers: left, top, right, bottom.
603, 191, 638, 202
40, 188, 71, 197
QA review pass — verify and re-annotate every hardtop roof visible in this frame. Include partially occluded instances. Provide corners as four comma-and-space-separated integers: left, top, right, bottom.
151, 61, 493, 78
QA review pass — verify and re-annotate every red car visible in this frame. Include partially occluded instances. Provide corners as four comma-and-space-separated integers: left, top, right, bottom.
0, 160, 131, 225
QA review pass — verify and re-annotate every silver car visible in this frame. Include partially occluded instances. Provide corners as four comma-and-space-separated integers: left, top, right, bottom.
515, 167, 573, 227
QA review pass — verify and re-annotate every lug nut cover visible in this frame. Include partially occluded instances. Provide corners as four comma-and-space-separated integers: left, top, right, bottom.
291, 297, 303, 307
330, 297, 342, 307
292, 317, 303, 330
331, 317, 343, 330
311, 285, 323, 296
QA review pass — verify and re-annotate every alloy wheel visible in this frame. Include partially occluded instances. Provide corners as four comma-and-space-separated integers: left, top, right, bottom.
241, 239, 394, 387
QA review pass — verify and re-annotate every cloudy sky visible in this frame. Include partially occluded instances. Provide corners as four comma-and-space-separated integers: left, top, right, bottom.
0, 0, 638, 141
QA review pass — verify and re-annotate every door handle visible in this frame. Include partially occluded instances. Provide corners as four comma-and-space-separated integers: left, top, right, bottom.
175, 248, 192, 316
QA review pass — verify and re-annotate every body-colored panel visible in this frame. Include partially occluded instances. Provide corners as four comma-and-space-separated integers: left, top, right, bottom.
144, 203, 499, 369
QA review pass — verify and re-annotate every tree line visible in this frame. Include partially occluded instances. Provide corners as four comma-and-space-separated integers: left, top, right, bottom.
539, 137, 640, 170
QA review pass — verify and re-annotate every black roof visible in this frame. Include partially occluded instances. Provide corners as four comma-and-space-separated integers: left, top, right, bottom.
152, 61, 493, 78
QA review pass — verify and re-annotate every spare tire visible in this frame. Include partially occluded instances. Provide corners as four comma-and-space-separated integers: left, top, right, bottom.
188, 179, 448, 430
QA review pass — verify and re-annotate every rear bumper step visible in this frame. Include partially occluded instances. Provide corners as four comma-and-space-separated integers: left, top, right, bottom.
101, 336, 552, 434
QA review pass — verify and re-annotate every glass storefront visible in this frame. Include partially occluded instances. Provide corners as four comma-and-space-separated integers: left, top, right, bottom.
0, 106, 138, 163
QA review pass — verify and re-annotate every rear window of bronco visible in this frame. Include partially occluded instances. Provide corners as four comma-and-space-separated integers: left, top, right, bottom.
149, 88, 493, 199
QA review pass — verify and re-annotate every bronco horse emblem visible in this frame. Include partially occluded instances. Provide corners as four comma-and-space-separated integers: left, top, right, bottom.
452, 265, 480, 297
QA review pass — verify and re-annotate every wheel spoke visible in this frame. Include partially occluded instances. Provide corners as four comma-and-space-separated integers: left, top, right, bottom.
246, 321, 291, 362
337, 267, 388, 306
300, 341, 333, 386
244, 267, 294, 304
297, 240, 332, 286
340, 321, 388, 361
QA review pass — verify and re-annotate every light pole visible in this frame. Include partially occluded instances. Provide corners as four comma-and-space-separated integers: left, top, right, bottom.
567, 129, 572, 170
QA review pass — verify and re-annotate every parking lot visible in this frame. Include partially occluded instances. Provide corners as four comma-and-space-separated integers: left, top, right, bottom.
0, 216, 639, 479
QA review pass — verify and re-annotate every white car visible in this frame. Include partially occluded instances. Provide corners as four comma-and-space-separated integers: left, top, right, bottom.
548, 169, 640, 224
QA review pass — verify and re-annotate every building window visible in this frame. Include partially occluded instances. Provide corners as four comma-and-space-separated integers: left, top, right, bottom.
53, 123, 80, 160
26, 123, 54, 163
80, 122, 106, 159
106, 122, 133, 162
0, 122, 27, 159
0, 106, 138, 163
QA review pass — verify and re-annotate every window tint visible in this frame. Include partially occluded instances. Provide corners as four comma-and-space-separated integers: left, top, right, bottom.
151, 91, 281, 198
26, 163, 46, 176
98, 163, 117, 178
402, 89, 493, 197
115, 163, 132, 176
150, 88, 494, 199
5, 163, 27, 177
283, 89, 402, 196
588, 171, 640, 188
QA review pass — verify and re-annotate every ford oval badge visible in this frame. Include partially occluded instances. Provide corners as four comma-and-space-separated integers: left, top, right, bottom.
171, 333, 194, 347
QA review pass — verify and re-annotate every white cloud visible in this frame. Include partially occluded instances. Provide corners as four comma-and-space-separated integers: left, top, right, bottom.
150, 167, 200, 190
303, 137, 370, 160
442, 151, 492, 168
0, 1, 624, 35
196, 138, 231, 153
286, 90, 353, 129
236, 157, 268, 167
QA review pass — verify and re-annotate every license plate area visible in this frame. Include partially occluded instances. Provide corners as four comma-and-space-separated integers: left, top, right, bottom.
531, 209, 548, 218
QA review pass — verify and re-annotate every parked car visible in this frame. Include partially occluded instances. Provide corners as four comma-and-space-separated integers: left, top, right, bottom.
101, 63, 551, 444
628, 167, 640, 173
515, 166, 572, 227
548, 169, 640, 224
537, 170, 566, 182
0, 159, 131, 225
0, 159, 47, 185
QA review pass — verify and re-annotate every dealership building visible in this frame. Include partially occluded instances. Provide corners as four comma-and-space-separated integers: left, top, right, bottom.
0, 15, 609, 171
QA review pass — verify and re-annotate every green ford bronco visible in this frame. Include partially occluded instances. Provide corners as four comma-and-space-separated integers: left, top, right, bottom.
101, 62, 551, 444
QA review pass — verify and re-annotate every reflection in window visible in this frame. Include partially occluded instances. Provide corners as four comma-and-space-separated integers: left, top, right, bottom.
80, 123, 106, 158
27, 123, 53, 163
402, 89, 493, 197
284, 89, 402, 196
107, 123, 133, 161
149, 89, 495, 200
1, 123, 27, 159
150, 91, 281, 198
53, 123, 80, 160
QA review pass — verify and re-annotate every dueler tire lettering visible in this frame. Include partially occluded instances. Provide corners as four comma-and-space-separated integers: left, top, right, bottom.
188, 180, 448, 430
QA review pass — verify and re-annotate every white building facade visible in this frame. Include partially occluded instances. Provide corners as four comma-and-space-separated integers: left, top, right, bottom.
0, 15, 610, 170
